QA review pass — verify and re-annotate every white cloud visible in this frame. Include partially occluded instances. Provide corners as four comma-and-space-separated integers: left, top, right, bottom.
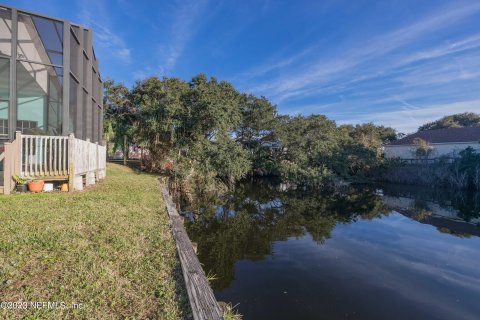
398, 33, 480, 65
240, 45, 318, 79
240, 2, 480, 107
157, 0, 210, 73
77, 0, 132, 64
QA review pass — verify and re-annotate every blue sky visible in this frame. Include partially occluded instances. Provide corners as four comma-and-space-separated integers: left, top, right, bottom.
7, 0, 480, 133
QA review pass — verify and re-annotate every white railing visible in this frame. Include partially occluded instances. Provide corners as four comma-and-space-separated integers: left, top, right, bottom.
73, 138, 91, 175
72, 136, 106, 187
21, 135, 69, 178
2, 131, 107, 194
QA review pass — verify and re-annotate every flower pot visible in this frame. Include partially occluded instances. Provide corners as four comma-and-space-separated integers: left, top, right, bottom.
16, 184, 28, 193
28, 180, 45, 193
60, 183, 69, 192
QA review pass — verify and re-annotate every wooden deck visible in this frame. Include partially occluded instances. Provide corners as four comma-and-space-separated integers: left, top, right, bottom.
160, 183, 223, 320
1, 132, 106, 194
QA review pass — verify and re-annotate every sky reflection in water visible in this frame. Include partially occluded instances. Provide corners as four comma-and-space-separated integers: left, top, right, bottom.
185, 183, 480, 320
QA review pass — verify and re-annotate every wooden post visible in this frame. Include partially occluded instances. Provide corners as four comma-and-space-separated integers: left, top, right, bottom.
85, 138, 91, 186
123, 134, 127, 166
140, 146, 144, 168
14, 131, 22, 176
68, 133, 75, 192
4, 142, 12, 195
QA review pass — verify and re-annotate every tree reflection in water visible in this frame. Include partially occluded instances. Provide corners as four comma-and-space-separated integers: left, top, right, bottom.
183, 181, 389, 290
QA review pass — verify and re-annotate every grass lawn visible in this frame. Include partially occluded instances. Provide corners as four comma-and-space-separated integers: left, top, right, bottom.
0, 163, 191, 319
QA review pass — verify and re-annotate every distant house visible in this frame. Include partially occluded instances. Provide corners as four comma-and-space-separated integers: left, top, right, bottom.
384, 127, 480, 160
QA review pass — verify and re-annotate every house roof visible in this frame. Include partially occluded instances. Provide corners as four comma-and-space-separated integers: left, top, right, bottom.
388, 127, 480, 146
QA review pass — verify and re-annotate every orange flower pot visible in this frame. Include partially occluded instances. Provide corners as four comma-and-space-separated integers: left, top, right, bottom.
60, 183, 69, 192
28, 180, 45, 193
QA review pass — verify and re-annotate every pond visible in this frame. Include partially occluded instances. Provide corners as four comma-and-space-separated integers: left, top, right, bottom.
183, 181, 480, 320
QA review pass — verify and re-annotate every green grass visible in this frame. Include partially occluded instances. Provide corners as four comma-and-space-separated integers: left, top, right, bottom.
220, 303, 242, 320
0, 163, 191, 319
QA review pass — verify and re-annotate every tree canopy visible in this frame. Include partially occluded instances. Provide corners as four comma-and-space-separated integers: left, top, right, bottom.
418, 112, 480, 131
104, 74, 398, 190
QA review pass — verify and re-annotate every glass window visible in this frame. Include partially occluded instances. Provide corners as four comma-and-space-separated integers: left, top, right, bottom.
0, 101, 8, 138
0, 57, 9, 100
69, 75, 78, 133
0, 58, 9, 138
82, 90, 88, 140
71, 25, 79, 39
92, 68, 97, 100
92, 100, 98, 143
82, 53, 88, 88
97, 77, 102, 103
16, 61, 63, 135
0, 7, 11, 57
70, 29, 80, 77
17, 13, 63, 66
83, 29, 89, 50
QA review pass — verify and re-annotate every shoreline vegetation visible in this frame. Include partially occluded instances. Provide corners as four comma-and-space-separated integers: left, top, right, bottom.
0, 163, 191, 319
379, 147, 480, 190
104, 75, 480, 200
104, 75, 397, 196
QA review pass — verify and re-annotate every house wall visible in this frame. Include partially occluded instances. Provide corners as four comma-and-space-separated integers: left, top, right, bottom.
384, 142, 480, 159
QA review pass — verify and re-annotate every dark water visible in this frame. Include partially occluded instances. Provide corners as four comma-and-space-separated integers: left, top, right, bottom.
183, 182, 480, 320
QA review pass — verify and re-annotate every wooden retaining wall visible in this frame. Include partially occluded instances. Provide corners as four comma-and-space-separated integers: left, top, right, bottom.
160, 183, 223, 320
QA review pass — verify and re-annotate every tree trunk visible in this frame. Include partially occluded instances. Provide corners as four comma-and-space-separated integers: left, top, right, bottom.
123, 135, 128, 166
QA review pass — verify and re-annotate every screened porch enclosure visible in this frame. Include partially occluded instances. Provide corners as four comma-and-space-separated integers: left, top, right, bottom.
0, 4, 105, 194
16, 61, 63, 135
0, 4, 103, 146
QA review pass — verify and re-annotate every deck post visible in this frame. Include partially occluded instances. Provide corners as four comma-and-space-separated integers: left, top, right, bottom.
68, 134, 75, 192
14, 131, 22, 175
85, 139, 95, 186
4, 142, 12, 195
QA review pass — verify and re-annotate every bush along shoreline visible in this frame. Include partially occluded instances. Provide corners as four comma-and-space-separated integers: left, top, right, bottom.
103, 75, 480, 197
104, 75, 397, 196
378, 147, 480, 191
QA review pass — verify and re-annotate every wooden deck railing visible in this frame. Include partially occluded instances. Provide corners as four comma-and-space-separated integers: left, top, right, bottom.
2, 131, 107, 194
2, 135, 22, 195
21, 135, 69, 179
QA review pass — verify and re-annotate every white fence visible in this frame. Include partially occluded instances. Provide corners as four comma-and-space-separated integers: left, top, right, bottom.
21, 135, 69, 178
2, 131, 107, 194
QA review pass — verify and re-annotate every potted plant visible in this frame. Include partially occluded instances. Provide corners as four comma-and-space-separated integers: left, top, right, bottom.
60, 183, 69, 192
12, 175, 28, 193
28, 179, 45, 193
